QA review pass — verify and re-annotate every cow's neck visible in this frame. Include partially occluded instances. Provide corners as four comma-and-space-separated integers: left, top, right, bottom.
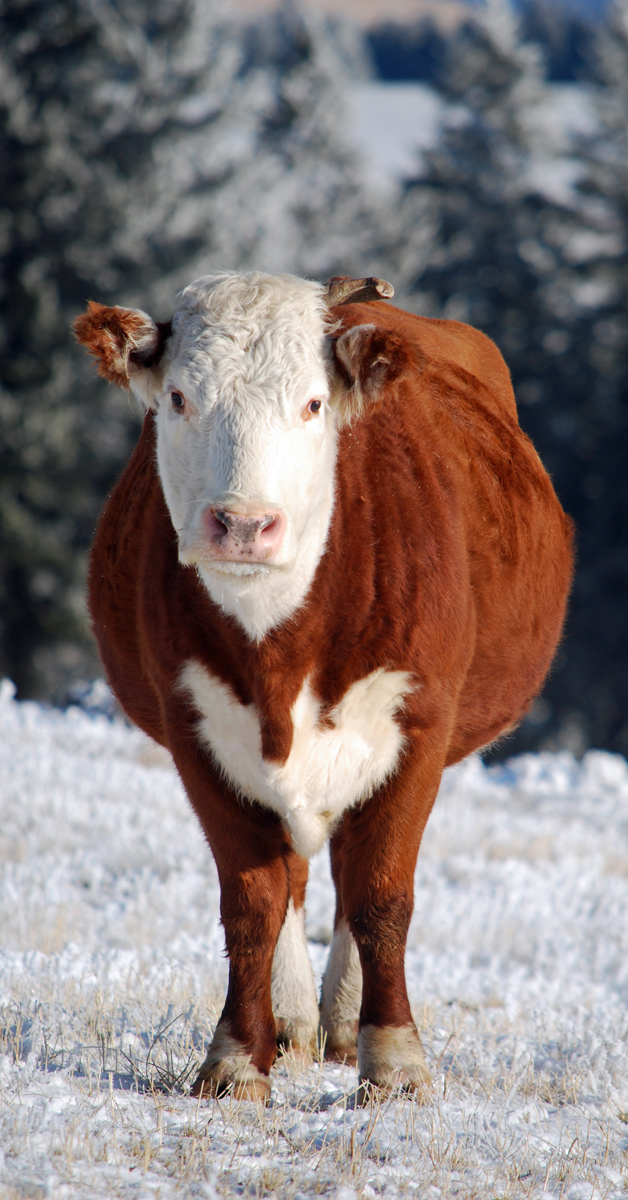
196, 484, 336, 643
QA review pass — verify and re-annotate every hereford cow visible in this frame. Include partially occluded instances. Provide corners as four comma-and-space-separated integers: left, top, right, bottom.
75, 271, 573, 1102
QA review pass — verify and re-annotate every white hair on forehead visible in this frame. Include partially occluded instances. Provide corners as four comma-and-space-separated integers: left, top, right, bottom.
173, 270, 328, 348
166, 271, 331, 408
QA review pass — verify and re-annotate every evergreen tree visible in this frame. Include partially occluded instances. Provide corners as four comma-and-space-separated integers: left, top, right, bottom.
562, 0, 628, 756
0, 0, 382, 698
520, 0, 595, 82
396, 0, 626, 754
0, 0, 253, 696
235, 3, 382, 280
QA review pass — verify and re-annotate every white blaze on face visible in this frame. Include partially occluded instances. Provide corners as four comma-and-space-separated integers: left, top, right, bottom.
138, 272, 337, 639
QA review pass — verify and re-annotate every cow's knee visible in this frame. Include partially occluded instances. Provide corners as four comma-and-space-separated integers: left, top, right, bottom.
349, 887, 413, 971
220, 869, 287, 954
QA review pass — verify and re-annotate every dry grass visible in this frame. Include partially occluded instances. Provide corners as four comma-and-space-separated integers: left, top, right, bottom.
1, 973, 628, 1199
3, 701, 628, 1197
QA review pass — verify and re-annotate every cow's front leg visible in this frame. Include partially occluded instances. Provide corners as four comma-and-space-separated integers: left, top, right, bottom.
271, 851, 319, 1060
330, 758, 443, 1098
191, 844, 289, 1100
181, 781, 293, 1102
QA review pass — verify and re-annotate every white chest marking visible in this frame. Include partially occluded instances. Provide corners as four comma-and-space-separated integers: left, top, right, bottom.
180, 660, 414, 857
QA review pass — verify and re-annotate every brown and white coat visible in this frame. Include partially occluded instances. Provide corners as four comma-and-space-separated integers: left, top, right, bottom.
76, 272, 573, 1101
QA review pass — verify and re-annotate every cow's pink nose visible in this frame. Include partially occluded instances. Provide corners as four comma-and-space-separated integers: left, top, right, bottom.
203, 507, 285, 562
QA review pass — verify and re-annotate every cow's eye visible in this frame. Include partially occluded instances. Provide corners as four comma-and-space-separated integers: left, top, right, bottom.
170, 391, 185, 411
307, 399, 322, 415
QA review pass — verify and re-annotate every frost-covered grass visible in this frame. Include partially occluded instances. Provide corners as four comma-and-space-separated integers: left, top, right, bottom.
2, 677, 628, 1198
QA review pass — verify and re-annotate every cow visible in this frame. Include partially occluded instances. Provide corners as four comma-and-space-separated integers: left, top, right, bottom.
74, 270, 573, 1103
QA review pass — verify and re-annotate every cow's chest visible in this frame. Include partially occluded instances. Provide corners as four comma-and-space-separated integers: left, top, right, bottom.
180, 660, 414, 857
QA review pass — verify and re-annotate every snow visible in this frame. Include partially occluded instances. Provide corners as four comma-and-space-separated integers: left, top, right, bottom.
346, 83, 444, 192
346, 81, 599, 205
2, 678, 628, 1197
522, 84, 599, 205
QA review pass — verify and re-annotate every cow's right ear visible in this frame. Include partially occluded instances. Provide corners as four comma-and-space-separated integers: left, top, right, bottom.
73, 301, 171, 408
328, 323, 413, 426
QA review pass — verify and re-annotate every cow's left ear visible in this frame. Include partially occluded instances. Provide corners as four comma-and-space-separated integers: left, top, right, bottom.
328, 323, 413, 425
74, 301, 171, 407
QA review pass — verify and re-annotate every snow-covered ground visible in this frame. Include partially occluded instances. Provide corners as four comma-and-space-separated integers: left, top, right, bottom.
2, 678, 628, 1198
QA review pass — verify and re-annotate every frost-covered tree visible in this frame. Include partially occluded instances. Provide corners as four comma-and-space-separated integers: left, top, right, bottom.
0, 0, 270, 696
397, 0, 597, 475
0, 0, 380, 698
233, 3, 383, 281
397, 1, 557, 324
558, 0, 628, 756
394, 0, 628, 754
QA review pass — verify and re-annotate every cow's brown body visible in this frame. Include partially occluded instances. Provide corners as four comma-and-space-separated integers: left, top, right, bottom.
87, 300, 573, 1098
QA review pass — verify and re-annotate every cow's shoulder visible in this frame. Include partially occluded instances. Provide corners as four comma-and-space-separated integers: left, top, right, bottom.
333, 301, 517, 423
88, 412, 170, 742
91, 411, 160, 566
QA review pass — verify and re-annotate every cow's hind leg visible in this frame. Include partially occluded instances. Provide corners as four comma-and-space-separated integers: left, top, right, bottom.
320, 839, 362, 1065
271, 851, 319, 1060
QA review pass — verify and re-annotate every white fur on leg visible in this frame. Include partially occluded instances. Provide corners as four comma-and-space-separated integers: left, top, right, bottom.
191, 1022, 270, 1101
358, 1024, 432, 1095
319, 918, 363, 1062
271, 900, 319, 1056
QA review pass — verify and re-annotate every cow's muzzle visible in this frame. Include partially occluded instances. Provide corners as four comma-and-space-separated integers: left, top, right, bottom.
202, 505, 286, 563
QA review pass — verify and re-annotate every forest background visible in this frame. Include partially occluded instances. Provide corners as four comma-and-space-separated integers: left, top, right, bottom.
2, 0, 627, 759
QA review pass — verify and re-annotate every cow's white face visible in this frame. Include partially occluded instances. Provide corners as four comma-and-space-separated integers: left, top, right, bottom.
74, 270, 403, 640
135, 273, 338, 639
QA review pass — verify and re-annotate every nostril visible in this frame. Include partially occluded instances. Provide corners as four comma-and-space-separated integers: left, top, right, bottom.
203, 507, 285, 553
259, 515, 282, 543
205, 511, 230, 539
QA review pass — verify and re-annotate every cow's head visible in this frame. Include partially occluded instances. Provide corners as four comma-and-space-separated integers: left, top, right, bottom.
75, 271, 404, 638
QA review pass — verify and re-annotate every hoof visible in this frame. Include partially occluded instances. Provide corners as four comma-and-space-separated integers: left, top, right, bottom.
275, 1019, 317, 1066
277, 1038, 315, 1066
323, 1040, 358, 1067
191, 1022, 271, 1103
357, 1024, 433, 1101
356, 1074, 432, 1107
191, 1070, 271, 1103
